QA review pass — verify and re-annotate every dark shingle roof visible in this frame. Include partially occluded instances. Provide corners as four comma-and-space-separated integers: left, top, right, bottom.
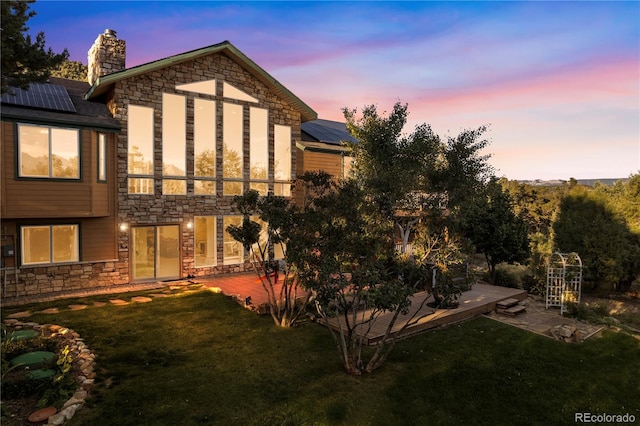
301, 119, 357, 146
0, 77, 120, 131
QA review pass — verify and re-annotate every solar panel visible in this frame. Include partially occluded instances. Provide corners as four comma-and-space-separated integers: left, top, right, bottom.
302, 120, 357, 145
1, 82, 77, 113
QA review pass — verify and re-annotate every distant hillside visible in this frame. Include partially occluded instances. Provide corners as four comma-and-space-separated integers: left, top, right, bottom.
518, 178, 627, 187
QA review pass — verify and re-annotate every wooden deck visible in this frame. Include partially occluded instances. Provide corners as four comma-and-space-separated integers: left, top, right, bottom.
323, 283, 527, 345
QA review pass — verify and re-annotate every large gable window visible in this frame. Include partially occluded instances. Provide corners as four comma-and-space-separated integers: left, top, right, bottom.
250, 107, 268, 195
223, 102, 244, 196
18, 123, 79, 179
274, 124, 292, 196
194, 98, 216, 195
128, 105, 154, 194
162, 93, 187, 195
21, 224, 79, 265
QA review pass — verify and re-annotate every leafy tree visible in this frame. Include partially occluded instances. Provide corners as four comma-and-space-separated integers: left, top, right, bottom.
343, 102, 442, 253
51, 60, 87, 81
227, 190, 310, 327
287, 172, 431, 375
435, 125, 494, 210
1, 0, 69, 94
553, 185, 640, 293
458, 179, 530, 283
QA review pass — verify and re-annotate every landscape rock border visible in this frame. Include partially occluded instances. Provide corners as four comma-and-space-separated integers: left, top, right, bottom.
3, 319, 96, 425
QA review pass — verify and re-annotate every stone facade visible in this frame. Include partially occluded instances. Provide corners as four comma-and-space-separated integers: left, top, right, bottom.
4, 260, 128, 299
112, 53, 302, 282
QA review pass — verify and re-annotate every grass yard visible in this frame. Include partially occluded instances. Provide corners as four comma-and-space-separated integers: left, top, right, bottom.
3, 289, 639, 425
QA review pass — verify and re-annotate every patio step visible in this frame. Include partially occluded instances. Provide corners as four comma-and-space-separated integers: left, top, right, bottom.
496, 298, 526, 316
496, 298, 520, 309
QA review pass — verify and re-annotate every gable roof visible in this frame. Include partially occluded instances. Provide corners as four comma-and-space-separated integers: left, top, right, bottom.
1, 77, 121, 131
85, 40, 317, 122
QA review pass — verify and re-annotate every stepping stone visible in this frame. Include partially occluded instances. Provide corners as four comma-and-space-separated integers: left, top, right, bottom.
10, 351, 56, 367
498, 304, 527, 316
93, 301, 107, 307
109, 299, 129, 306
131, 296, 152, 303
28, 407, 57, 423
39, 308, 60, 314
6, 329, 39, 341
7, 311, 32, 319
149, 293, 170, 298
69, 304, 88, 311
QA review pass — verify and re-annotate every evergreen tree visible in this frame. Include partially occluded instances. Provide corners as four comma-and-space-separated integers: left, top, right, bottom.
1, 0, 69, 94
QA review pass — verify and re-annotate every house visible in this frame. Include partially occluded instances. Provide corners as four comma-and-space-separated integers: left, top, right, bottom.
1, 29, 318, 300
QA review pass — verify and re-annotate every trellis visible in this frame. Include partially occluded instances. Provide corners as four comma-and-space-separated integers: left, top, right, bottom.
546, 252, 582, 314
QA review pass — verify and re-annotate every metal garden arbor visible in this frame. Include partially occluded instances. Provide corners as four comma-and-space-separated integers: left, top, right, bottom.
546, 252, 582, 314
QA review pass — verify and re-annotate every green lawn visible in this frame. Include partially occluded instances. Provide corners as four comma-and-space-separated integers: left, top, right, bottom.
4, 290, 639, 425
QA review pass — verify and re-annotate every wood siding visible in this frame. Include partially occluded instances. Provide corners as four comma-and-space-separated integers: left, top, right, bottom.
1, 122, 113, 218
300, 150, 343, 178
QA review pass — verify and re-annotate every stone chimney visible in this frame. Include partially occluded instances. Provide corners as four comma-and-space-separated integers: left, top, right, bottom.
87, 29, 126, 85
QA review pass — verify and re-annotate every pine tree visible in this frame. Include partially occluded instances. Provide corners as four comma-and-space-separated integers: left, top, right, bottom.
1, 0, 69, 94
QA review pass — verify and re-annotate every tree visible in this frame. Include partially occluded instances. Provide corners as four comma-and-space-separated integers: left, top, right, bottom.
286, 172, 431, 375
458, 179, 530, 283
51, 60, 87, 81
343, 102, 443, 255
1, 0, 69, 94
553, 185, 640, 293
226, 190, 310, 327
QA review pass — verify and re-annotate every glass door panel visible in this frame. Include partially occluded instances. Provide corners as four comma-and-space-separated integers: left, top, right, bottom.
157, 225, 180, 279
132, 227, 155, 280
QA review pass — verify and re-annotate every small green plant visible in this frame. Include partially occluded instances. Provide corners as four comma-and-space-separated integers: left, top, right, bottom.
38, 345, 75, 408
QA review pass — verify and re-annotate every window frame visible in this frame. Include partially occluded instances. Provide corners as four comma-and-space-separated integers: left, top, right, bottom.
194, 216, 217, 268
16, 123, 81, 180
20, 224, 80, 266
98, 133, 107, 182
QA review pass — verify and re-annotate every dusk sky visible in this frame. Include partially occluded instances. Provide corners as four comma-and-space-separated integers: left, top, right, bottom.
30, 1, 639, 180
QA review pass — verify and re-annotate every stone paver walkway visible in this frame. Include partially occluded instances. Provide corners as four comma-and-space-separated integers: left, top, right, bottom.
486, 296, 604, 342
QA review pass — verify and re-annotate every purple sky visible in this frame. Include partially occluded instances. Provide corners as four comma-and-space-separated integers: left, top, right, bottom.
30, 1, 639, 180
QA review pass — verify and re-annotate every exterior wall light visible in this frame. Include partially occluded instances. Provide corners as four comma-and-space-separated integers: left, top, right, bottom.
186, 221, 193, 229
119, 223, 128, 232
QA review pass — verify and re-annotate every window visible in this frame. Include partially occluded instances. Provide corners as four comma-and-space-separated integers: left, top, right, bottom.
18, 124, 79, 179
274, 124, 292, 196
250, 107, 268, 195
343, 155, 355, 179
194, 98, 216, 195
162, 93, 186, 195
98, 133, 107, 182
128, 105, 154, 194
194, 216, 216, 267
21, 225, 79, 265
223, 103, 244, 196
223, 216, 243, 264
